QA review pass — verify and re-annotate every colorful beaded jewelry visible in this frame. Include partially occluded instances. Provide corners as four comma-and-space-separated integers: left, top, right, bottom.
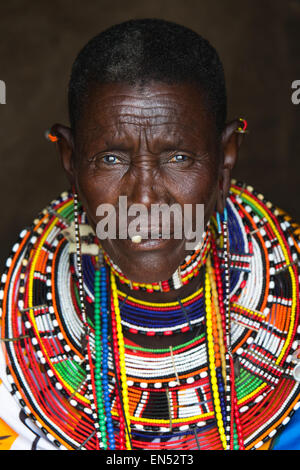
103, 226, 212, 293
1, 181, 300, 450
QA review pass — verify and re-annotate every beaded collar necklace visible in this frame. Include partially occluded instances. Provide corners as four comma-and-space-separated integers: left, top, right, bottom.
1, 181, 300, 450
69, 235, 209, 337
103, 225, 212, 293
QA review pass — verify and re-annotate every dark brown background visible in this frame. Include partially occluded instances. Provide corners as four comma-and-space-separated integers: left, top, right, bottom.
0, 0, 299, 270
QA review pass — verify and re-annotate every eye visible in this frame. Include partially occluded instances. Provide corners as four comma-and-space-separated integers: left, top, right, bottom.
168, 154, 189, 163
102, 154, 120, 164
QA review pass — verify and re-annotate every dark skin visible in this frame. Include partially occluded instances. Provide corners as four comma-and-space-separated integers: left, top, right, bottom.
52, 81, 242, 348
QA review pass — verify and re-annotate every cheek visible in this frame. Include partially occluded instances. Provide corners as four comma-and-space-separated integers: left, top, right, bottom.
75, 171, 119, 226
170, 167, 219, 209
181, 175, 219, 229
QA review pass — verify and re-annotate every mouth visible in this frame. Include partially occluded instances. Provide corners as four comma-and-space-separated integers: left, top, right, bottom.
121, 230, 178, 251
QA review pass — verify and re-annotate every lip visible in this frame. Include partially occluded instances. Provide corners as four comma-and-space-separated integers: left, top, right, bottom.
129, 229, 174, 239
119, 233, 179, 251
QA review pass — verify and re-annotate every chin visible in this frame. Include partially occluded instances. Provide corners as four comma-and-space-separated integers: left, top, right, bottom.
102, 237, 186, 283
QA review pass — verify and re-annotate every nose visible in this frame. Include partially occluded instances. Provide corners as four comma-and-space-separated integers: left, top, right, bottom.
122, 158, 169, 208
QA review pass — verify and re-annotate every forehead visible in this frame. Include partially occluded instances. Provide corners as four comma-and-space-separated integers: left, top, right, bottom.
76, 81, 216, 138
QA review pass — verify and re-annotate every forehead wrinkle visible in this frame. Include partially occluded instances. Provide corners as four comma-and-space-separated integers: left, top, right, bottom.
78, 120, 206, 156
86, 107, 187, 131
88, 90, 190, 106
87, 120, 202, 143
85, 112, 202, 134
93, 103, 183, 111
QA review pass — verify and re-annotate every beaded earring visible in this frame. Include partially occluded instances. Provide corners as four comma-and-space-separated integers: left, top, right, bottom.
235, 118, 248, 134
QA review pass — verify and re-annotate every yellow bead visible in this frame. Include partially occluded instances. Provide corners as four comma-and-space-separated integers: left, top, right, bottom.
215, 404, 221, 414
211, 375, 217, 384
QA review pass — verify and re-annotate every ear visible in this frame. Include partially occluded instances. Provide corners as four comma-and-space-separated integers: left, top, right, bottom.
50, 123, 76, 186
216, 119, 245, 213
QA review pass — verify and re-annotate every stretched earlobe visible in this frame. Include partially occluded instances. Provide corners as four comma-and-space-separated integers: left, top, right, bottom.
217, 118, 248, 214
49, 123, 76, 185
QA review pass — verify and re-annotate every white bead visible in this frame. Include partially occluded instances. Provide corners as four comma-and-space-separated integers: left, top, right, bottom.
293, 364, 300, 382
154, 382, 162, 388
168, 380, 178, 387
179, 425, 189, 431
20, 229, 28, 238
186, 377, 195, 384
254, 395, 263, 403
135, 424, 144, 431
255, 441, 264, 448
240, 406, 249, 413
197, 421, 206, 427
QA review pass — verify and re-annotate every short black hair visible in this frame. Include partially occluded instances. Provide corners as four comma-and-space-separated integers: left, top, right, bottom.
68, 18, 227, 134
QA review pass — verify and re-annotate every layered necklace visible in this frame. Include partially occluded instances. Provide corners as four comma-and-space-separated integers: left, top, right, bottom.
1, 181, 300, 450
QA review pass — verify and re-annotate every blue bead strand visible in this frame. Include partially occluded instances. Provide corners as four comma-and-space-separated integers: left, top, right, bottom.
99, 266, 116, 449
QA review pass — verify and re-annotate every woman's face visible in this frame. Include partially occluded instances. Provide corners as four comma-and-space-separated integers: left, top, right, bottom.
65, 81, 227, 283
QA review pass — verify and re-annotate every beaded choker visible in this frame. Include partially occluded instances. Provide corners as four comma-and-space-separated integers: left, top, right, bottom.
1, 181, 300, 450
103, 226, 212, 293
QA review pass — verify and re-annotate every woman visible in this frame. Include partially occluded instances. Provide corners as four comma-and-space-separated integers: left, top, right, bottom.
1, 18, 300, 451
